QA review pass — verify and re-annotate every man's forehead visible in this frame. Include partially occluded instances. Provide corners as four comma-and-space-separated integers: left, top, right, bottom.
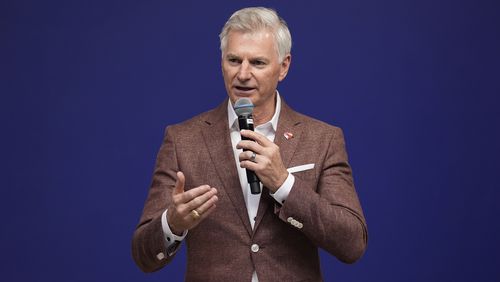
224, 29, 278, 57
227, 29, 274, 41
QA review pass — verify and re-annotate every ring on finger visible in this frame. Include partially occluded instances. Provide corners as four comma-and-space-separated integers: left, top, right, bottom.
190, 209, 201, 220
250, 151, 257, 162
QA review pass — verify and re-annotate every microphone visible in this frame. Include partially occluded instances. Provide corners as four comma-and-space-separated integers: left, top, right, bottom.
234, 98, 261, 194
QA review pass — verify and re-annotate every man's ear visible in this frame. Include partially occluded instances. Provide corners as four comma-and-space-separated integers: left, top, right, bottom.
278, 54, 291, 82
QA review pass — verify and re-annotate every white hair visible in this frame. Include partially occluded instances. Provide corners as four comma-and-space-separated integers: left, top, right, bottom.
219, 7, 292, 62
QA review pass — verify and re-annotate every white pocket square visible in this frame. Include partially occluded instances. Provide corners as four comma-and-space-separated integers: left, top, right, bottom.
287, 163, 315, 173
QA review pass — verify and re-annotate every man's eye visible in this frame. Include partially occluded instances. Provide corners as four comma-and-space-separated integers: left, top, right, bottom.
252, 61, 266, 66
228, 58, 240, 64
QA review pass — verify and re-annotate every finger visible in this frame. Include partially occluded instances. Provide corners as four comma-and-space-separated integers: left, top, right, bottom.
195, 194, 218, 215
240, 130, 273, 146
236, 140, 263, 153
184, 188, 218, 212
174, 185, 212, 204
239, 151, 258, 162
240, 159, 259, 172
199, 203, 217, 220
173, 171, 185, 195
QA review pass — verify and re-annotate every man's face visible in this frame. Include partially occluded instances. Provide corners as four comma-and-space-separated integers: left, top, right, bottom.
222, 30, 291, 111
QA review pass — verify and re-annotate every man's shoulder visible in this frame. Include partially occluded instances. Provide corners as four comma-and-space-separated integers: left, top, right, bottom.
165, 103, 226, 134
284, 109, 348, 151
170, 109, 211, 128
285, 105, 343, 134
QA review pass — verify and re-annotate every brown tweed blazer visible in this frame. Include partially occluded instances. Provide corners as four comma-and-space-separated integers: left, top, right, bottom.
132, 97, 368, 281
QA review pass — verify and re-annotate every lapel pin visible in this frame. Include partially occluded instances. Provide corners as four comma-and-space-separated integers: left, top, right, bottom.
284, 132, 294, 140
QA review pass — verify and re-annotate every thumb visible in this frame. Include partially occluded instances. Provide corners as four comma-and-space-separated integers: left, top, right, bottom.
173, 171, 185, 195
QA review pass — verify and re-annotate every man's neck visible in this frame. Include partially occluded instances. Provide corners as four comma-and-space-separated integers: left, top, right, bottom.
252, 95, 277, 126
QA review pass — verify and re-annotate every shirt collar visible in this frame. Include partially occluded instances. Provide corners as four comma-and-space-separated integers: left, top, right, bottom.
227, 91, 281, 132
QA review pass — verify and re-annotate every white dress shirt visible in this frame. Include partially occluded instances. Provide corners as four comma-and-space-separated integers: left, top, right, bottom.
161, 93, 295, 281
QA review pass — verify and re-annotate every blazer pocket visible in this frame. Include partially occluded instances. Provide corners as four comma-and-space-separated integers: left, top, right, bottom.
287, 163, 315, 173
287, 163, 316, 180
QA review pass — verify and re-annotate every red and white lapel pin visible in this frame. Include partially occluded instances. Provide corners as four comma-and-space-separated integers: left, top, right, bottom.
284, 132, 294, 140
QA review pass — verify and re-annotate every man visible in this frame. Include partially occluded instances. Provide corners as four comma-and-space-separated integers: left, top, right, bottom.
132, 7, 368, 281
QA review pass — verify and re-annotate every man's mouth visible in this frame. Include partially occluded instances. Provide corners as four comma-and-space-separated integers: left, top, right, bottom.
234, 86, 256, 92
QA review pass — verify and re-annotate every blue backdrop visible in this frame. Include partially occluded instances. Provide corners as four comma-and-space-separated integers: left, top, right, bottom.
2, 0, 499, 281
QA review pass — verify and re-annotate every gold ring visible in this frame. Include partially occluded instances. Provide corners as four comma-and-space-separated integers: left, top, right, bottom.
191, 210, 201, 220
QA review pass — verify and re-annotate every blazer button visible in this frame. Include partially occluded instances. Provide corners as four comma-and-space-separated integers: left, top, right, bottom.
287, 217, 294, 223
156, 252, 165, 260
251, 244, 260, 253
297, 222, 303, 229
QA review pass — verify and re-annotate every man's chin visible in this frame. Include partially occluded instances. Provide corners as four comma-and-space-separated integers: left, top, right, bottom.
230, 92, 255, 103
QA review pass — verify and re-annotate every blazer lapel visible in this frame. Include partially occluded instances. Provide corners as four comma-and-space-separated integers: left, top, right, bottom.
200, 100, 253, 236
274, 100, 303, 168
253, 98, 303, 231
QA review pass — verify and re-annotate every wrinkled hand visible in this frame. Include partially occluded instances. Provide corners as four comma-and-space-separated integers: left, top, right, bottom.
167, 171, 218, 235
237, 130, 289, 193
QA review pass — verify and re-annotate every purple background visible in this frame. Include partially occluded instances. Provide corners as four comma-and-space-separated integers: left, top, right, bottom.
2, 0, 499, 281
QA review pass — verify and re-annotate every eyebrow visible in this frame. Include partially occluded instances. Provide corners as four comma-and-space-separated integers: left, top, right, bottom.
225, 54, 269, 62
251, 57, 268, 62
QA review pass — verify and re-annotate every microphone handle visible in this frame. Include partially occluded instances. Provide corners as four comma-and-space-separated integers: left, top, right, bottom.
249, 181, 261, 195
238, 114, 261, 194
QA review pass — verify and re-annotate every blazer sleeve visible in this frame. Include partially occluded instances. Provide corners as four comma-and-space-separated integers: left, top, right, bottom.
131, 126, 181, 272
275, 126, 368, 263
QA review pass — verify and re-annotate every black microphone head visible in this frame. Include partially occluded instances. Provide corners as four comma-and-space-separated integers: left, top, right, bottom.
234, 98, 254, 116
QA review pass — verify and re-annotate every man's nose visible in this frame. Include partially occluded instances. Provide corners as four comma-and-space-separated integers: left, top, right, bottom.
237, 61, 251, 81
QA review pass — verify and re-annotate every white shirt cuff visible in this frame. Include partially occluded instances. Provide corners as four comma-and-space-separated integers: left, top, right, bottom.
270, 172, 295, 205
161, 209, 188, 248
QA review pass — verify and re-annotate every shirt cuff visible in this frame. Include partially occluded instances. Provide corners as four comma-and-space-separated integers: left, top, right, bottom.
270, 172, 295, 205
161, 209, 188, 249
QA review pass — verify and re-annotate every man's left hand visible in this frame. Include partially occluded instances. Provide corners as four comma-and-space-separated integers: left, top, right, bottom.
237, 129, 288, 193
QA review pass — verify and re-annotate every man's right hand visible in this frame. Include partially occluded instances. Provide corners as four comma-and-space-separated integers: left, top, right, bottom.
167, 171, 218, 235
